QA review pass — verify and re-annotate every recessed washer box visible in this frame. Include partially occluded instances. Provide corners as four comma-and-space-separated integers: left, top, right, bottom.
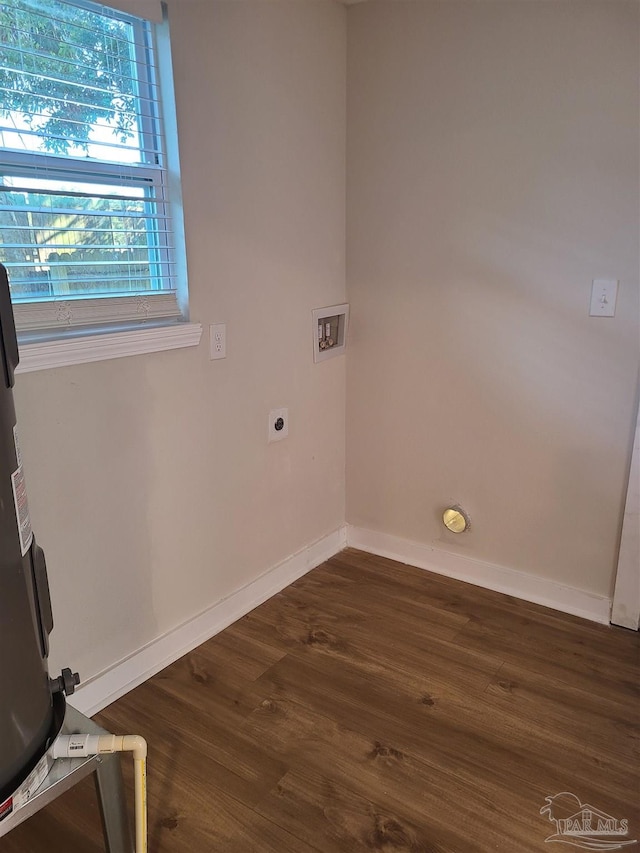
312, 303, 349, 363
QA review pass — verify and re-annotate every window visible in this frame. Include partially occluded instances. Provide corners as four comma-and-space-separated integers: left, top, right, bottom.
0, 0, 193, 356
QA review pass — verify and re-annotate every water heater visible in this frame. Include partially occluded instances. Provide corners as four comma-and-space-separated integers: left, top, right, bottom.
0, 263, 77, 804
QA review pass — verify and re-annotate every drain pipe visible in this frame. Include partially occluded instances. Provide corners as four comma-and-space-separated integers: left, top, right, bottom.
52, 734, 147, 853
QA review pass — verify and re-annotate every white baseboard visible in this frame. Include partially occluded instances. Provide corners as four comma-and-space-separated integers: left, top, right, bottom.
70, 526, 347, 717
347, 525, 611, 625
70, 521, 611, 717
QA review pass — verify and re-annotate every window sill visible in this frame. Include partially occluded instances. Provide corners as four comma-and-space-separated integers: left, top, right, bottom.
16, 322, 203, 374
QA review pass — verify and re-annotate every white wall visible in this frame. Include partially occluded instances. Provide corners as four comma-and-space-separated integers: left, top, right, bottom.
11, 1, 639, 691
14, 0, 347, 682
346, 0, 639, 597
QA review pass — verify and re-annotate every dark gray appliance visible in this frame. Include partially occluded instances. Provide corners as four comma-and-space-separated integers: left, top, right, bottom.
0, 263, 78, 803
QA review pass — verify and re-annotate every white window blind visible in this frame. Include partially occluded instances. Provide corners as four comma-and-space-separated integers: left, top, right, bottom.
0, 0, 183, 334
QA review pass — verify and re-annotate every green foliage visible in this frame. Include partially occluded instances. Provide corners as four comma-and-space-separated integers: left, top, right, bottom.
0, 0, 137, 154
0, 183, 154, 298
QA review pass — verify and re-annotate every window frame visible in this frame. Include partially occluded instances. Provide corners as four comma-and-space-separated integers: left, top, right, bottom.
0, 0, 200, 368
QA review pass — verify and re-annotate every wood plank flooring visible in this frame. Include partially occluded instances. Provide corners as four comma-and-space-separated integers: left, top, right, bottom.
2, 548, 638, 852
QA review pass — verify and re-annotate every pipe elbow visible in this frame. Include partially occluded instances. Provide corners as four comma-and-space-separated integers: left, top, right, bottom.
122, 735, 147, 761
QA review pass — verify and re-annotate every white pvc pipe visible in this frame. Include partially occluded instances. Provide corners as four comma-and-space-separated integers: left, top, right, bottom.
53, 734, 147, 853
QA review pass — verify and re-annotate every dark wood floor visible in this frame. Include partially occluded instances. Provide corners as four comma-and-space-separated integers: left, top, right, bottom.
2, 548, 639, 852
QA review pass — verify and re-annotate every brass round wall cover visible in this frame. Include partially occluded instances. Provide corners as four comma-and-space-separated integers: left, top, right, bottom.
443, 507, 469, 534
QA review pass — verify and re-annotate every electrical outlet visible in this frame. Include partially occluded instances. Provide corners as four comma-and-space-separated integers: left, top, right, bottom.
210, 323, 226, 359
268, 408, 289, 442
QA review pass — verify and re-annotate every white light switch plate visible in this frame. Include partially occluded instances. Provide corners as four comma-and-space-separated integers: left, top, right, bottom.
590, 280, 618, 317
